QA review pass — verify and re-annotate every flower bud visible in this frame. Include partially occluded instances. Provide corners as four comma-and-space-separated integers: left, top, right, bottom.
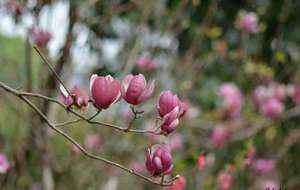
260, 97, 284, 119
121, 74, 155, 105
60, 85, 89, 109
31, 28, 52, 47
252, 159, 274, 174
145, 144, 173, 176
158, 91, 181, 117
137, 56, 158, 71
237, 11, 258, 33
160, 106, 180, 135
218, 172, 233, 190
90, 74, 121, 109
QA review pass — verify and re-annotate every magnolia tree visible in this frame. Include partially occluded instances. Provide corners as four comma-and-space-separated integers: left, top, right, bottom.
1, 0, 300, 190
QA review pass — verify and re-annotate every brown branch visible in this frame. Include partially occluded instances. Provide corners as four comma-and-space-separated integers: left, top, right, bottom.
0, 81, 177, 186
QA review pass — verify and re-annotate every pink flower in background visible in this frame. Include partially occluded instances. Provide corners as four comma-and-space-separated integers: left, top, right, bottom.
0, 154, 10, 174
252, 159, 275, 174
70, 144, 81, 155
212, 125, 230, 146
6, 0, 22, 18
137, 56, 158, 71
219, 83, 243, 119
121, 74, 155, 105
145, 144, 173, 176
168, 176, 186, 190
197, 154, 206, 171
31, 28, 52, 47
237, 11, 258, 33
158, 91, 181, 117
292, 85, 300, 104
84, 134, 103, 150
218, 172, 233, 190
160, 107, 180, 135
168, 134, 183, 151
90, 74, 121, 109
60, 85, 89, 108
260, 97, 284, 119
129, 160, 146, 173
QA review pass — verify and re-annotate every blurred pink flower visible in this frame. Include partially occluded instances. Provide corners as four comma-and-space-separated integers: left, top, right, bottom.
121, 74, 155, 105
60, 85, 89, 109
137, 56, 158, 71
84, 134, 103, 150
212, 125, 230, 147
292, 85, 300, 104
70, 144, 81, 155
0, 154, 10, 174
158, 91, 181, 117
90, 74, 121, 109
218, 172, 233, 190
6, 0, 22, 18
31, 28, 52, 47
219, 83, 243, 119
168, 134, 183, 151
168, 176, 186, 190
237, 11, 258, 33
260, 97, 284, 119
253, 83, 286, 108
197, 154, 206, 171
252, 159, 275, 174
129, 160, 146, 173
145, 144, 173, 176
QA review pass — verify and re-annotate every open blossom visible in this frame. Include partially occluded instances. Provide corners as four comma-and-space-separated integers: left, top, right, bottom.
219, 83, 243, 119
292, 85, 300, 104
197, 154, 206, 171
158, 91, 181, 117
168, 176, 186, 190
252, 159, 274, 174
160, 107, 180, 135
260, 97, 284, 119
218, 172, 233, 190
0, 154, 10, 174
145, 144, 173, 176
212, 124, 230, 146
137, 56, 158, 71
90, 74, 121, 109
6, 0, 22, 18
237, 11, 258, 33
121, 74, 155, 105
31, 28, 52, 47
60, 85, 89, 108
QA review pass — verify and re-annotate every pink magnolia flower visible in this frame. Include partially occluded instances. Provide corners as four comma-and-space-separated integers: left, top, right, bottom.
160, 107, 180, 135
212, 125, 230, 147
90, 74, 121, 109
60, 85, 89, 108
197, 154, 206, 171
260, 97, 284, 119
145, 144, 173, 176
218, 172, 233, 190
137, 56, 158, 71
237, 11, 258, 33
31, 28, 52, 47
252, 159, 275, 174
158, 91, 181, 117
219, 83, 243, 119
168, 176, 186, 190
6, 0, 22, 18
292, 85, 300, 104
121, 74, 155, 105
0, 154, 10, 174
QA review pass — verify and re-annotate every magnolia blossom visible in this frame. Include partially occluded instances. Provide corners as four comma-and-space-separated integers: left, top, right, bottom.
145, 144, 173, 176
292, 85, 300, 104
137, 56, 158, 71
158, 91, 181, 117
252, 159, 275, 174
237, 11, 258, 33
31, 28, 52, 47
197, 154, 206, 171
90, 74, 121, 109
6, 0, 22, 18
0, 154, 10, 174
212, 125, 230, 146
260, 97, 284, 119
219, 83, 243, 119
160, 107, 180, 135
218, 172, 233, 190
121, 74, 155, 105
60, 85, 89, 108
168, 176, 186, 190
